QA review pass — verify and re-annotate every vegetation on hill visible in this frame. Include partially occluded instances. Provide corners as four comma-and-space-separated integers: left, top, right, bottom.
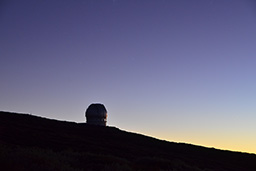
0, 111, 256, 171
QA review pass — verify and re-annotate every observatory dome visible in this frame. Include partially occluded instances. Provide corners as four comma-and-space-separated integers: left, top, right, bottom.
85, 103, 107, 126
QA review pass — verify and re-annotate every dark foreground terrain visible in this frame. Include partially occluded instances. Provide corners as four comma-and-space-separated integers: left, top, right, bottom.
0, 111, 256, 171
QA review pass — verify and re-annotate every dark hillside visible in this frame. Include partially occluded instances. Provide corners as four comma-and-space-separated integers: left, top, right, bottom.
0, 111, 256, 171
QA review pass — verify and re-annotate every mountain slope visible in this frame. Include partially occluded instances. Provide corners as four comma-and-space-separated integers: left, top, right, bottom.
0, 111, 256, 171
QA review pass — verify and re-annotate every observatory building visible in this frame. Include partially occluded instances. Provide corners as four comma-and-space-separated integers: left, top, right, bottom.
85, 103, 107, 126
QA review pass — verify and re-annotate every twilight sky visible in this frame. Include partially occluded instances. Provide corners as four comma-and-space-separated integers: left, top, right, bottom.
1, 0, 256, 154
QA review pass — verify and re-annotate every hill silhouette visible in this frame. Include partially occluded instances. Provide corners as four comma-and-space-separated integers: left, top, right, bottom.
0, 111, 256, 171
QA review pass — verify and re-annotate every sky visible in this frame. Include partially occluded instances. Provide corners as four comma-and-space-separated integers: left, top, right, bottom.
1, 0, 256, 154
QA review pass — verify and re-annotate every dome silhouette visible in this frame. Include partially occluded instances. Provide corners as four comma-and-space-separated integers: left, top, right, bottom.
85, 103, 107, 126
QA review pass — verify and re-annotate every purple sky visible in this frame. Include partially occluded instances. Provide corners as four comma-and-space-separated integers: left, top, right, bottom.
1, 0, 256, 153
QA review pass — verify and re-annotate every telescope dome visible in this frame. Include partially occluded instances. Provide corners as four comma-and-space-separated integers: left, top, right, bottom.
85, 103, 107, 126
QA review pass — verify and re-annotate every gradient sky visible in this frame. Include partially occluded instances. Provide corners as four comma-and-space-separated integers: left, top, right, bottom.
1, 0, 256, 154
